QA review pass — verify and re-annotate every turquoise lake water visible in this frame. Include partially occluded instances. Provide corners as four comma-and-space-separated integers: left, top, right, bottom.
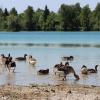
0, 31, 100, 45
0, 31, 100, 86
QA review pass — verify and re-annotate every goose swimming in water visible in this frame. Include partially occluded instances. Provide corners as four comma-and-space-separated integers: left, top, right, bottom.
81, 65, 99, 74
27, 55, 36, 65
87, 65, 99, 73
81, 65, 88, 74
38, 69, 49, 75
61, 56, 74, 62
54, 62, 63, 68
15, 54, 27, 61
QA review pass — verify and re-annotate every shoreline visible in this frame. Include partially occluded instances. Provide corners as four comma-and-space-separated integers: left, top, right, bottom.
0, 84, 100, 100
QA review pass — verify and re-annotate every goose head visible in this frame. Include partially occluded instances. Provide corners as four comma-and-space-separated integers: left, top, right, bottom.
65, 62, 69, 66
24, 54, 27, 58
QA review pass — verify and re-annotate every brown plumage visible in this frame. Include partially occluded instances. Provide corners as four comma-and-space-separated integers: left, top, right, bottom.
5, 60, 16, 72
55, 63, 79, 80
58, 66, 80, 80
61, 56, 74, 62
87, 65, 99, 73
81, 65, 99, 74
38, 69, 49, 75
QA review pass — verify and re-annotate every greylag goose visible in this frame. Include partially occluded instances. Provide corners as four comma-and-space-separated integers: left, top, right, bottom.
81, 65, 88, 74
28, 55, 36, 65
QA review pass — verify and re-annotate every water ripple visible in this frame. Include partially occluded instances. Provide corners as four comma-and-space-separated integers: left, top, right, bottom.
0, 42, 99, 48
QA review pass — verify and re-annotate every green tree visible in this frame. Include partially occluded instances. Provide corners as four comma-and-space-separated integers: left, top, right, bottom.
18, 13, 25, 30
10, 8, 17, 16
7, 15, 20, 31
3, 8, 9, 29
80, 5, 91, 31
93, 3, 100, 31
4, 8, 9, 17
74, 3, 81, 30
24, 6, 36, 31
7, 7, 20, 31
59, 4, 80, 31
38, 14, 44, 30
0, 8, 5, 30
0, 3, 99, 31
59, 4, 69, 31
43, 5, 50, 22
46, 12, 56, 31
33, 9, 44, 30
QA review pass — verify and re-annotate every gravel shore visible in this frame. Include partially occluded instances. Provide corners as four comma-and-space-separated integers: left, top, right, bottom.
0, 84, 100, 100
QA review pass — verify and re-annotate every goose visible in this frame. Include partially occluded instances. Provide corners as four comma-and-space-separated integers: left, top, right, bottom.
28, 55, 36, 65
54, 62, 63, 68
81, 65, 99, 74
81, 65, 88, 74
54, 63, 79, 80
0, 54, 12, 65
5, 58, 16, 72
29, 59, 36, 65
61, 56, 74, 62
65, 62, 69, 66
15, 54, 27, 61
87, 65, 99, 73
38, 69, 49, 75
58, 65, 80, 80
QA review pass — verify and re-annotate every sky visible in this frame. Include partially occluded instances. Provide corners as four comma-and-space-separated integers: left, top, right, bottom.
0, 0, 100, 13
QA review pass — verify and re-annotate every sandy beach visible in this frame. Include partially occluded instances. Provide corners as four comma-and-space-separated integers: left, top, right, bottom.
0, 84, 100, 100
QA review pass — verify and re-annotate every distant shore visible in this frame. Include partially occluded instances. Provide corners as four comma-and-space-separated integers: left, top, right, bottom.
0, 84, 100, 100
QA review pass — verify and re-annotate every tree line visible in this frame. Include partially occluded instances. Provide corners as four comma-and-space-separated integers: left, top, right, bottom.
0, 3, 100, 31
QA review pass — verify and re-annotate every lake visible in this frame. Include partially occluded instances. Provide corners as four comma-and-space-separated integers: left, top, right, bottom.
0, 31, 100, 86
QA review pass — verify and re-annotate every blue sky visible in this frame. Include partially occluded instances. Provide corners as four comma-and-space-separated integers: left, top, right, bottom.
0, 0, 100, 13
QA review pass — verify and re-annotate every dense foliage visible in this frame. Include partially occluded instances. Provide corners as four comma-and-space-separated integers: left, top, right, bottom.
0, 3, 100, 31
